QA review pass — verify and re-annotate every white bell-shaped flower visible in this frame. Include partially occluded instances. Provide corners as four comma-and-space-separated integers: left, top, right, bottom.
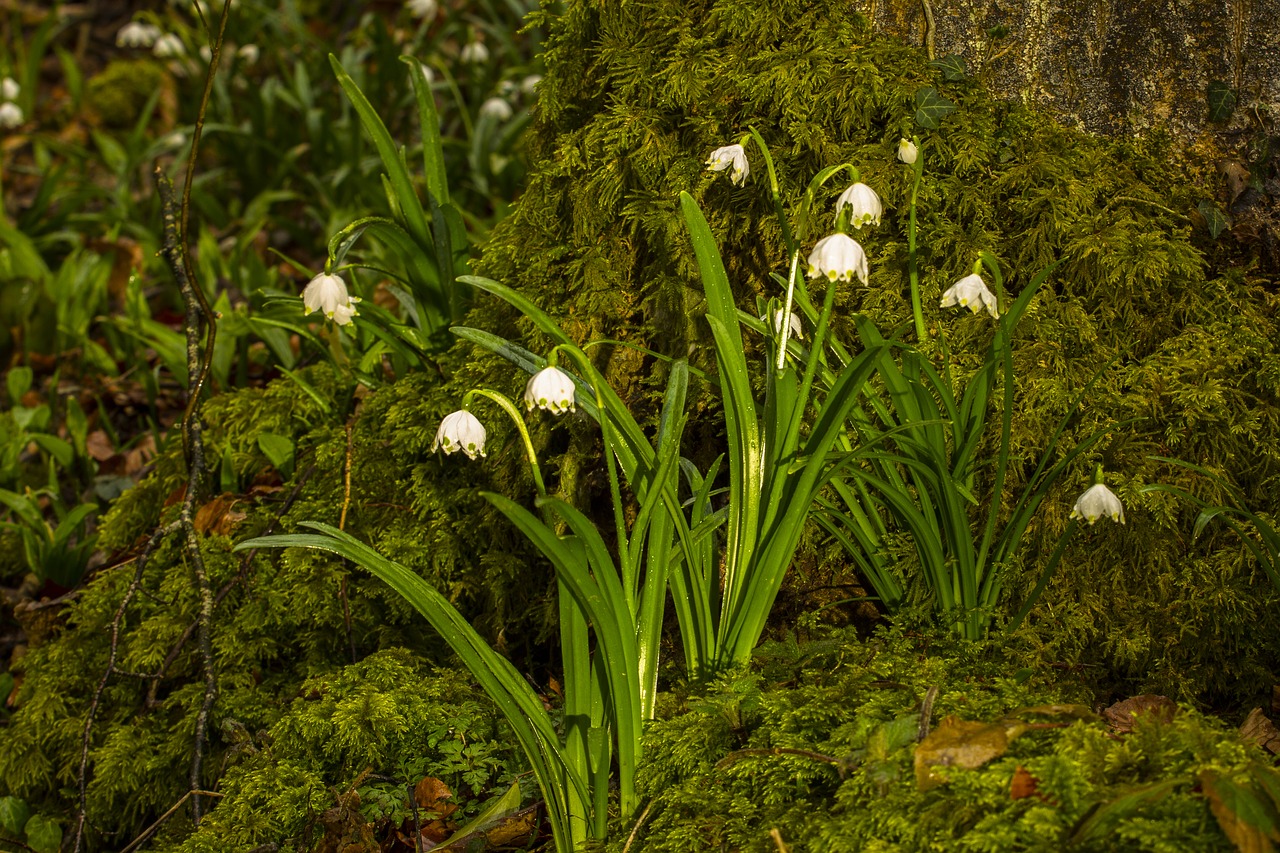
706, 144, 748, 186
0, 102, 22, 130
302, 272, 353, 319
117, 21, 161, 48
1070, 483, 1125, 525
524, 367, 576, 415
330, 299, 360, 326
1, 77, 19, 102
479, 97, 513, 122
433, 411, 487, 459
521, 74, 542, 96
460, 41, 489, 64
236, 43, 260, 64
806, 233, 868, 284
941, 273, 999, 319
407, 0, 438, 18
834, 182, 882, 230
898, 138, 918, 165
771, 309, 803, 340
153, 33, 186, 58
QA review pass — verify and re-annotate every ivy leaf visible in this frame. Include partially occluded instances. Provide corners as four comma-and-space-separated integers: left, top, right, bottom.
914, 87, 957, 130
0, 797, 30, 837
23, 814, 62, 853
929, 54, 968, 82
1198, 201, 1229, 239
1207, 81, 1236, 123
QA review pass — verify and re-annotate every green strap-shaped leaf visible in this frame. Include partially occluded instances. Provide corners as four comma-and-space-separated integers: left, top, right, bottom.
234, 525, 582, 851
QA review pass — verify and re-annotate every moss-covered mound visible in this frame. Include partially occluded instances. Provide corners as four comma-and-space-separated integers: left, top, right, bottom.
611, 627, 1271, 852
2, 0, 1278, 847
473, 0, 1280, 701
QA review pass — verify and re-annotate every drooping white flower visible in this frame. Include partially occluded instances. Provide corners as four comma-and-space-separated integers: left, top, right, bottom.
433, 411, 487, 459
407, 0, 438, 18
153, 33, 186, 58
1, 77, 19, 102
198, 45, 213, 63
302, 272, 354, 319
834, 182, 882, 230
940, 272, 999, 319
117, 21, 161, 48
1070, 483, 1125, 525
330, 299, 360, 326
806, 233, 869, 284
524, 367, 576, 415
520, 74, 542, 96
236, 43, 260, 64
898, 138, 918, 165
479, 96, 513, 122
419, 63, 435, 84
0, 102, 23, 130
706, 144, 749, 186
460, 40, 489, 64
162, 131, 187, 149
771, 309, 803, 340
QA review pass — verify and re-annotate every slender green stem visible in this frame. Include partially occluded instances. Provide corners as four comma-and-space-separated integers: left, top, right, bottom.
747, 126, 797, 258
776, 249, 801, 371
907, 148, 926, 344
463, 389, 546, 496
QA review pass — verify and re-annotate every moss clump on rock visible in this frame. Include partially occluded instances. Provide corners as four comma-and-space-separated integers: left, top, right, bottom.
617, 626, 1259, 852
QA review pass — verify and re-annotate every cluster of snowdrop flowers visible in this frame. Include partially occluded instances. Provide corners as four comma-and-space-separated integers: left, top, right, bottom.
460, 40, 489, 65
479, 97, 513, 122
153, 33, 185, 58
117, 21, 162, 48
433, 366, 577, 461
0, 77, 21, 131
302, 272, 361, 326
407, 0, 438, 19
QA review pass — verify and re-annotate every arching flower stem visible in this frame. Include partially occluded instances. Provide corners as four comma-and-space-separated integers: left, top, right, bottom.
462, 388, 547, 498
906, 137, 927, 344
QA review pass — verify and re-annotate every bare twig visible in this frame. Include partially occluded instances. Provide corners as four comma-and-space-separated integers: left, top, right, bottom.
339, 420, 356, 663
145, 464, 317, 706
769, 828, 791, 853
156, 169, 220, 826
118, 790, 224, 853
621, 799, 654, 853
714, 746, 841, 771
73, 521, 178, 853
917, 684, 939, 741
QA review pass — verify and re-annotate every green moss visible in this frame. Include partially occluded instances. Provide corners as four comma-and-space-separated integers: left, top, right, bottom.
617, 627, 1252, 852
155, 649, 521, 852
85, 60, 170, 128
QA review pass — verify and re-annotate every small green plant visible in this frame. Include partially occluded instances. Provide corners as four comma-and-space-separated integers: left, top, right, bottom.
0, 797, 62, 853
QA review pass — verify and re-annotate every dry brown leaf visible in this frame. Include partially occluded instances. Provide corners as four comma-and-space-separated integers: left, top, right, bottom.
1223, 161, 1251, 205
914, 715, 1029, 791
1103, 695, 1177, 734
1010, 765, 1041, 801
1242, 709, 1280, 756
193, 494, 247, 536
